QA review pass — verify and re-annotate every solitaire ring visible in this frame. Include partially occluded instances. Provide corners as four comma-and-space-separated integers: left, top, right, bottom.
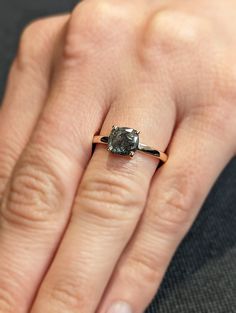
93, 126, 168, 163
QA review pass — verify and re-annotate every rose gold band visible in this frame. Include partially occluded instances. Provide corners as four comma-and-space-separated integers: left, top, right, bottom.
93, 135, 168, 163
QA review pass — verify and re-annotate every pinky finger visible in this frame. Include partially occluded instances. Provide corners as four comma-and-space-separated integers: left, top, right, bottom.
97, 116, 235, 313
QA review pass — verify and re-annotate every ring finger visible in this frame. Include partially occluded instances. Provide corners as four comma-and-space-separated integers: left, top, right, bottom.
31, 81, 175, 313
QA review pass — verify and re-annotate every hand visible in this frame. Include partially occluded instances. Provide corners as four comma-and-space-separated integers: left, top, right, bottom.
0, 1, 235, 313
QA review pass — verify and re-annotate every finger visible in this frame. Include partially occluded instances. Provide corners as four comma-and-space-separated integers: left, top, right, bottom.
0, 12, 110, 313
0, 15, 68, 201
0, 15, 70, 313
31, 77, 175, 313
96, 115, 234, 313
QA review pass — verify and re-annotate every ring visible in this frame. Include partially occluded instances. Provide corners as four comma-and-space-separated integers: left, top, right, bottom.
93, 126, 168, 163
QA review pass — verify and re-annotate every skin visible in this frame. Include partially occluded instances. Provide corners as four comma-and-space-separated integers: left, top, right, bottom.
0, 0, 235, 312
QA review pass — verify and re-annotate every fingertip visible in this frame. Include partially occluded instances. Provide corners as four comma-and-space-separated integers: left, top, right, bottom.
106, 301, 133, 313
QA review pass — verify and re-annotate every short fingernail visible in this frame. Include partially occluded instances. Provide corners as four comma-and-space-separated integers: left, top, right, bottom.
107, 301, 133, 313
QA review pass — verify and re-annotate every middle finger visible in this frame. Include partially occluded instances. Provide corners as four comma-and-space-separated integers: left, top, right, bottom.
0, 6, 113, 313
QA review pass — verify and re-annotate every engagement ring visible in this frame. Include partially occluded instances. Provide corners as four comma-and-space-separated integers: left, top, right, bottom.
93, 126, 168, 163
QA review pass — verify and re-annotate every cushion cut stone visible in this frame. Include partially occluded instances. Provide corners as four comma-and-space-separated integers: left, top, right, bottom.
108, 127, 139, 156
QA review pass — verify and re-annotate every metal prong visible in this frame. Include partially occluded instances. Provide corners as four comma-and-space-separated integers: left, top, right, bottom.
129, 151, 135, 158
112, 125, 118, 130
137, 130, 141, 134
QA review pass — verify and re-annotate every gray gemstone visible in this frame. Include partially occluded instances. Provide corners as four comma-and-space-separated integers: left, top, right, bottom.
108, 127, 139, 156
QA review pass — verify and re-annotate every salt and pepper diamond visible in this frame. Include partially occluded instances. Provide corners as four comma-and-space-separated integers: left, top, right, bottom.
108, 126, 140, 157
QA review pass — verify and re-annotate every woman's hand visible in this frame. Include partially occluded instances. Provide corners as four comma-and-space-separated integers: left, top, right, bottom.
0, 1, 235, 313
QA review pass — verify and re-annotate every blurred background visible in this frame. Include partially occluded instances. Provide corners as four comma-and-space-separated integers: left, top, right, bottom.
0, 1, 235, 312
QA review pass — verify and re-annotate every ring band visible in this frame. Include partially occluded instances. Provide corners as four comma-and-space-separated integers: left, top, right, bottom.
93, 126, 168, 163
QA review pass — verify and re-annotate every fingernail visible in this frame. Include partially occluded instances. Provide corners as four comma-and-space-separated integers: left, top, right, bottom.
107, 301, 133, 313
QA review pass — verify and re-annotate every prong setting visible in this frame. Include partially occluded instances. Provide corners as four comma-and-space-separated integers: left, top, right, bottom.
108, 126, 139, 156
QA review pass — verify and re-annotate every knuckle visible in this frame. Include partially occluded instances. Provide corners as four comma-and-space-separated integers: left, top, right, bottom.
77, 169, 145, 222
42, 279, 86, 311
0, 291, 13, 313
0, 290, 12, 313
34, 111, 90, 166
1, 145, 64, 228
142, 10, 208, 62
151, 172, 196, 234
75, 0, 132, 34
63, 0, 132, 64
121, 254, 163, 287
16, 18, 53, 71
0, 273, 21, 313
